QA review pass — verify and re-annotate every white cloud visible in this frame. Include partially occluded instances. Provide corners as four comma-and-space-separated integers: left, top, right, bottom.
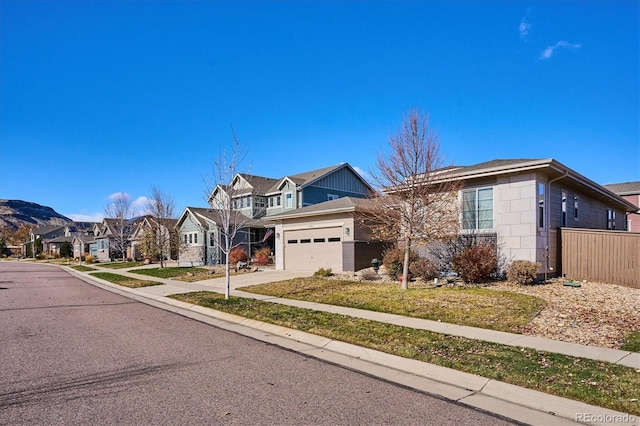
65, 212, 104, 222
519, 17, 532, 39
131, 196, 150, 216
105, 193, 150, 216
107, 191, 130, 201
539, 41, 582, 60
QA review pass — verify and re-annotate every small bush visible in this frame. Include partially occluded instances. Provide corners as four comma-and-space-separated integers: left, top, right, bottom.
411, 258, 439, 281
313, 268, 333, 277
507, 260, 541, 285
451, 242, 497, 283
382, 247, 419, 278
229, 247, 248, 265
85, 254, 96, 264
253, 247, 271, 265
359, 269, 380, 281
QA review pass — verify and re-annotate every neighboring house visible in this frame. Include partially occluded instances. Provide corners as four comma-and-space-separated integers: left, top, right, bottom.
130, 216, 179, 261
91, 217, 142, 262
267, 158, 637, 276
24, 224, 66, 255
64, 221, 98, 259
603, 181, 640, 232
266, 197, 387, 272
419, 158, 636, 277
178, 163, 372, 266
175, 207, 265, 266
72, 234, 95, 259
47, 235, 73, 256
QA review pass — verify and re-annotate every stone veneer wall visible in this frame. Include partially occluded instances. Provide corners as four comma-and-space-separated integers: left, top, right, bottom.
494, 173, 539, 266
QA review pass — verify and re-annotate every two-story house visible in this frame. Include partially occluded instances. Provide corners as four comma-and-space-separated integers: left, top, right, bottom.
176, 163, 372, 266
24, 224, 67, 256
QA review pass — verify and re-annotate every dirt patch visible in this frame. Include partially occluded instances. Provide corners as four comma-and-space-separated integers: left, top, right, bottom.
482, 279, 639, 349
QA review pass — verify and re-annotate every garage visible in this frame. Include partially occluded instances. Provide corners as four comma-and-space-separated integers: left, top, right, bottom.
283, 226, 342, 271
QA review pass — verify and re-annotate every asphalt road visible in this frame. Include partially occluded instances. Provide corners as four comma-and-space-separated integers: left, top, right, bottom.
0, 262, 517, 425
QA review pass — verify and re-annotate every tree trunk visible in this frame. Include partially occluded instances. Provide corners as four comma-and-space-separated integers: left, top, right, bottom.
402, 236, 412, 290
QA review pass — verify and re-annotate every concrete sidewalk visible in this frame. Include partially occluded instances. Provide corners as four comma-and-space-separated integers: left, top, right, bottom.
66, 263, 639, 425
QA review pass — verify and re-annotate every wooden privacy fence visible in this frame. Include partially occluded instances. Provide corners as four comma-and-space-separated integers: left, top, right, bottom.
560, 228, 640, 288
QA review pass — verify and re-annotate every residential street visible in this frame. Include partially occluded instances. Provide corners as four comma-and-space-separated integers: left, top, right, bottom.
0, 262, 516, 425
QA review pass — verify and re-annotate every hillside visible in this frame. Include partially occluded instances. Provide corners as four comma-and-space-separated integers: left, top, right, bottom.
0, 200, 72, 231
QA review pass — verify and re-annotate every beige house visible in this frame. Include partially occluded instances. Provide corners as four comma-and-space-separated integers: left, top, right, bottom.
266, 197, 386, 273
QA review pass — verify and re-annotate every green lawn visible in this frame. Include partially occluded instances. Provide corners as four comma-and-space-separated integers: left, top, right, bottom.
168, 291, 639, 416
70, 265, 97, 272
240, 278, 546, 333
89, 272, 162, 288
99, 261, 145, 269
621, 331, 640, 352
130, 267, 222, 281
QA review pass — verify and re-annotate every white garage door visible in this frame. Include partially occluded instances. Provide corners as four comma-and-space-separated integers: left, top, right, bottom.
283, 227, 342, 271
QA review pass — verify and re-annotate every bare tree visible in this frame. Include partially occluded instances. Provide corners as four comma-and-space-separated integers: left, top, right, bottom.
143, 186, 177, 268
104, 193, 134, 261
204, 130, 253, 299
364, 109, 461, 289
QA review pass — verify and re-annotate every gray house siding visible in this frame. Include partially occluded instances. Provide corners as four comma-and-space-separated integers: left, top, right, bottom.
177, 212, 218, 266
312, 168, 370, 195
302, 187, 365, 206
549, 183, 627, 231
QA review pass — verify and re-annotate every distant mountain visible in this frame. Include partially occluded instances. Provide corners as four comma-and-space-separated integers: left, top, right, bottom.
0, 200, 72, 231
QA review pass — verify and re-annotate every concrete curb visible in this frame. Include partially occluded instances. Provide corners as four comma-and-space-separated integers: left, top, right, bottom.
65, 267, 639, 426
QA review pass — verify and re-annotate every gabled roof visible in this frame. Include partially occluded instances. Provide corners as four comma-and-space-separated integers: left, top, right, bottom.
67, 221, 98, 232
603, 181, 640, 196
267, 163, 371, 194
72, 234, 95, 244
205, 162, 372, 202
31, 224, 66, 238
265, 196, 370, 221
131, 216, 178, 238
176, 207, 267, 229
99, 217, 143, 237
236, 174, 279, 195
48, 236, 73, 244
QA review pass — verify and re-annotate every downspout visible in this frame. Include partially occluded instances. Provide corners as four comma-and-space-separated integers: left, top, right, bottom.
546, 171, 569, 280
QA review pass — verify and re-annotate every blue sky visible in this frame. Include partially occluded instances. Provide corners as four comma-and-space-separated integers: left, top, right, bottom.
1, 1, 638, 221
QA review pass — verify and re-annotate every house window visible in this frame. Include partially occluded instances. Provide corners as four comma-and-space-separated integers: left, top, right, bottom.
189, 234, 192, 244
462, 188, 493, 230
328, 237, 341, 242
300, 239, 311, 243
313, 238, 325, 243
276, 196, 281, 206
538, 183, 545, 228
327, 194, 339, 201
269, 197, 274, 207
574, 195, 579, 220
184, 234, 188, 244
194, 233, 198, 244
287, 239, 298, 244
561, 190, 567, 227
285, 193, 293, 208
209, 232, 215, 246
607, 209, 616, 230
